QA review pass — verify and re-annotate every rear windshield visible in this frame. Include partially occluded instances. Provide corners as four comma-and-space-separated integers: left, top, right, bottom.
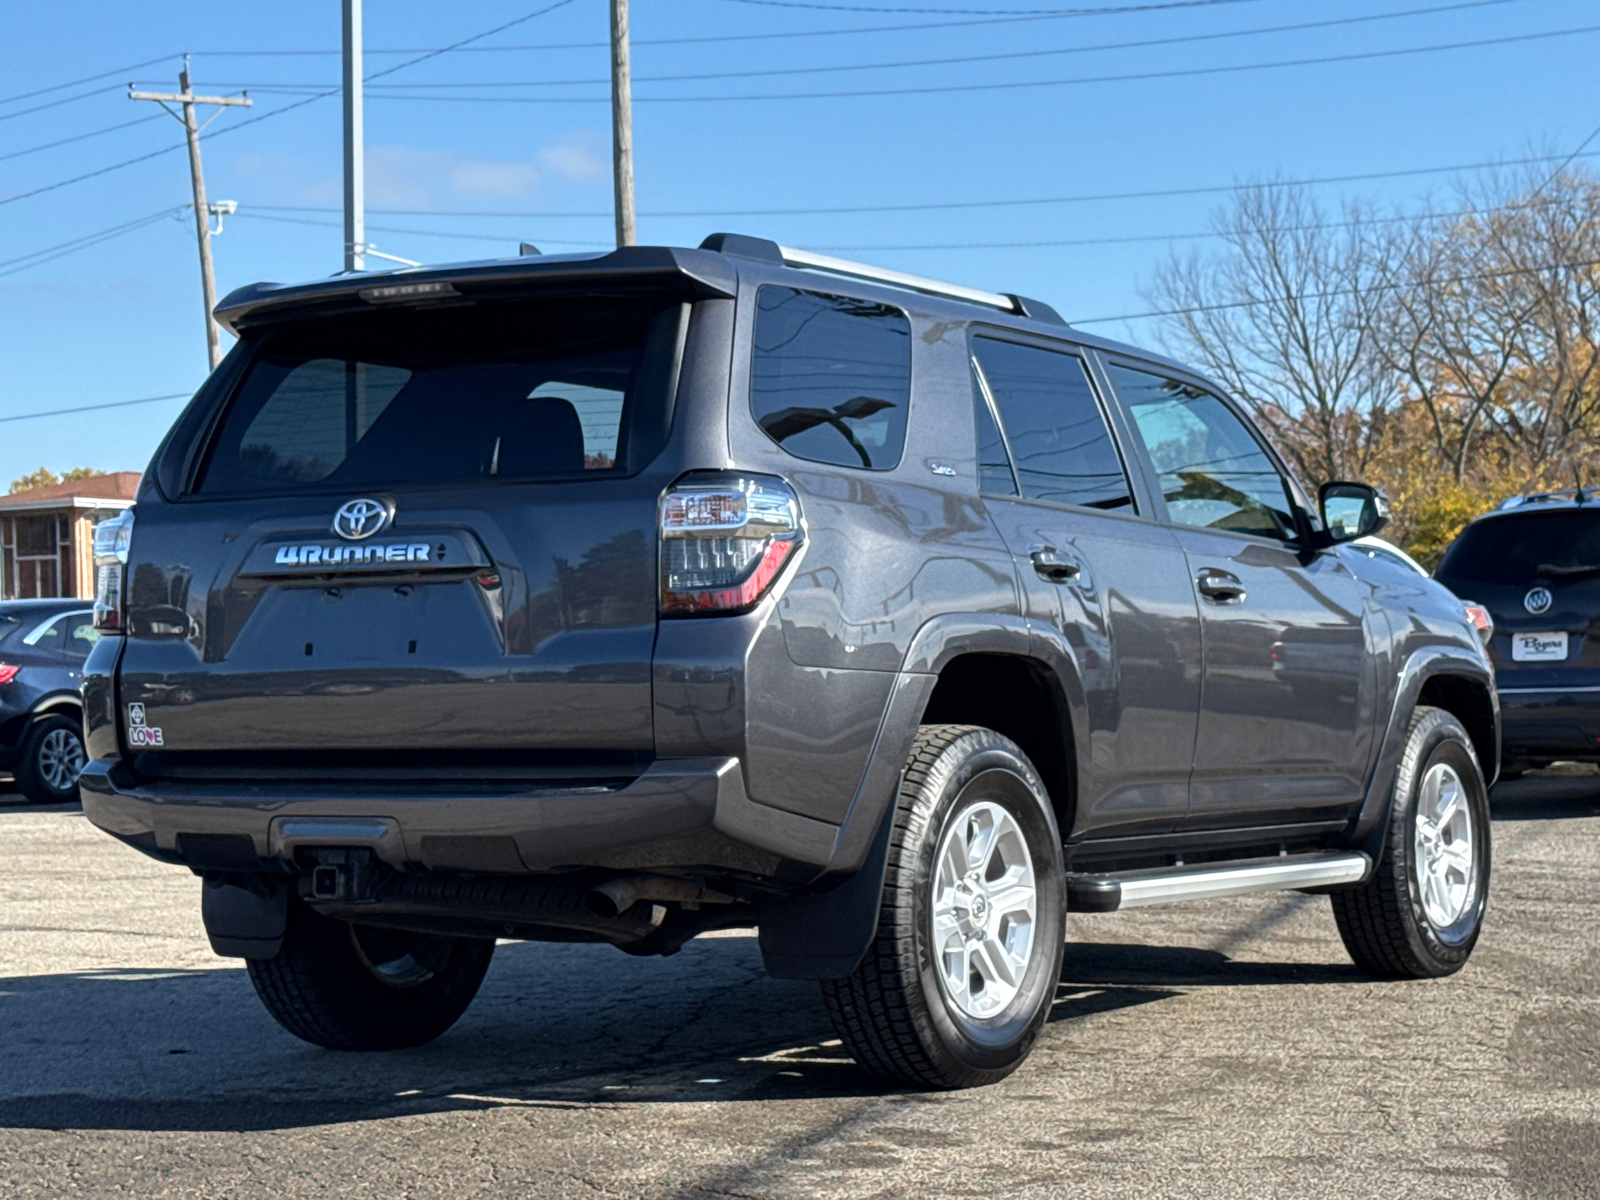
194, 297, 680, 495
1436, 510, 1600, 585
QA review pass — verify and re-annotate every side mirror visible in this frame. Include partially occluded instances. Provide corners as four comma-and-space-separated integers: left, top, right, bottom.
1318, 481, 1390, 544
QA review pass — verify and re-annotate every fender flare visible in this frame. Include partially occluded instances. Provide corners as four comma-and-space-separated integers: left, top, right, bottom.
1351, 645, 1499, 861
758, 612, 1086, 980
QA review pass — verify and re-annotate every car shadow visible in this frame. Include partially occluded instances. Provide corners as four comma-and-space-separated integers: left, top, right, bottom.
0, 928, 1373, 1133
1491, 771, 1600, 821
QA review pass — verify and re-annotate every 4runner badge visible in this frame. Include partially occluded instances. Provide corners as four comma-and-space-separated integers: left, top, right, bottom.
127, 703, 164, 748
332, 498, 392, 541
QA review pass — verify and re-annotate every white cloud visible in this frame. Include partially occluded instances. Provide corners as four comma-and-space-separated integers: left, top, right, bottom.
538, 132, 606, 181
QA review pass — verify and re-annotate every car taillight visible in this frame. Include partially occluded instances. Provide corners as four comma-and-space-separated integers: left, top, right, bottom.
1462, 601, 1494, 645
92, 508, 135, 633
0, 664, 18, 685
659, 473, 802, 615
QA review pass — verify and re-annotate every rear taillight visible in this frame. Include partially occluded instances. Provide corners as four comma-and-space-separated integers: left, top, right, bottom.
1462, 601, 1494, 645
659, 473, 802, 615
0, 664, 18, 685
92, 508, 135, 633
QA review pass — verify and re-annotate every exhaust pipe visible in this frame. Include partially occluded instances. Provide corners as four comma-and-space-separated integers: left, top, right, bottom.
586, 875, 734, 918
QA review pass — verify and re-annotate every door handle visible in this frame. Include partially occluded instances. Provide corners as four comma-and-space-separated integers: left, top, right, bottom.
1195, 568, 1246, 604
1031, 548, 1082, 584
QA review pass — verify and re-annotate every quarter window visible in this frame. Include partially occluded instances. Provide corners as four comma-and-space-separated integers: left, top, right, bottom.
750, 287, 912, 470
971, 337, 1132, 511
1109, 365, 1297, 542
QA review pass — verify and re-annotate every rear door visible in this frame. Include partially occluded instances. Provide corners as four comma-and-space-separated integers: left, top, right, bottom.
971, 333, 1202, 838
118, 294, 688, 772
1104, 361, 1376, 829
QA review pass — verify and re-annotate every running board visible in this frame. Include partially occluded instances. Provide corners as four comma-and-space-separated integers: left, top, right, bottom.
1065, 852, 1371, 913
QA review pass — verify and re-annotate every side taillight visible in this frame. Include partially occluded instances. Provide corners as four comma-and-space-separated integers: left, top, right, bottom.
92, 508, 134, 633
1462, 601, 1494, 645
659, 473, 802, 615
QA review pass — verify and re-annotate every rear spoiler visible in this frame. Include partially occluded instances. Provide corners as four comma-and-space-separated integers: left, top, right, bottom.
213, 245, 740, 335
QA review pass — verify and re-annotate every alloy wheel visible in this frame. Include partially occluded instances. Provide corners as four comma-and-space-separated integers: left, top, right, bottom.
38, 728, 85, 793
931, 798, 1038, 1019
1412, 761, 1477, 929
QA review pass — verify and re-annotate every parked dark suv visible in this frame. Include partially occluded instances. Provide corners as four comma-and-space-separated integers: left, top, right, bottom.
80, 236, 1498, 1088
1435, 490, 1600, 776
0, 598, 96, 803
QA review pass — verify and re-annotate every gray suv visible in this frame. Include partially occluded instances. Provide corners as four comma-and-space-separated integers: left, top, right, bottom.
79, 235, 1498, 1088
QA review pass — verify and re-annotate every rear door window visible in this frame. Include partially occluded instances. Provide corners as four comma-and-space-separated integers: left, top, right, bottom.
195, 297, 673, 494
750, 286, 911, 470
971, 336, 1132, 511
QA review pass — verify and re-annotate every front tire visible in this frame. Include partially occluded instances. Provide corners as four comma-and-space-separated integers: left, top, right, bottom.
1332, 706, 1491, 979
821, 725, 1066, 1089
247, 898, 494, 1050
14, 714, 85, 805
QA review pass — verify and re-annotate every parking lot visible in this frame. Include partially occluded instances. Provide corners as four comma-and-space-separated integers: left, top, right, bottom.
0, 774, 1596, 1200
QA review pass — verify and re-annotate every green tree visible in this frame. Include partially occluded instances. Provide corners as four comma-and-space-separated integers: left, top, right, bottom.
8, 466, 105, 494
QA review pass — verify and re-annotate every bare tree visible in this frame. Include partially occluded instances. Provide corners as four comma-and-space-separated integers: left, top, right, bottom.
1148, 183, 1398, 487
1375, 167, 1600, 484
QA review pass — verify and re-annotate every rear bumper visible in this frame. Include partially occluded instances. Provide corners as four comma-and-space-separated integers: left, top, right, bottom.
78, 755, 839, 881
1498, 688, 1600, 761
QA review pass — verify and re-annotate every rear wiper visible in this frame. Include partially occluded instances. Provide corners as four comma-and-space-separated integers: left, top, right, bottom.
1536, 562, 1600, 581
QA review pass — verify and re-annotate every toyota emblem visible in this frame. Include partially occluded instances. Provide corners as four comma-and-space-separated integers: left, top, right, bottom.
332, 498, 393, 541
1524, 586, 1553, 615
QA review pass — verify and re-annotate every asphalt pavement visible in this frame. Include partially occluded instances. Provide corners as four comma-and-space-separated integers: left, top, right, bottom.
1, 774, 1598, 1199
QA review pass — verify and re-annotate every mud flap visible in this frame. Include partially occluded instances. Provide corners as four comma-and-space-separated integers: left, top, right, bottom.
756, 796, 895, 980
201, 874, 289, 959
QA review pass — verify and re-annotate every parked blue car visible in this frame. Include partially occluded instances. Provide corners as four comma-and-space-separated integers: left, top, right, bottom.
0, 598, 96, 803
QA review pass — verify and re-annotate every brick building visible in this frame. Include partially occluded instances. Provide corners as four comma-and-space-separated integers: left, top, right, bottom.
0, 472, 140, 600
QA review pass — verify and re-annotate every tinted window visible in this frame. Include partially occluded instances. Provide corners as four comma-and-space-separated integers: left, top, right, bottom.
63, 613, 100, 657
973, 364, 1017, 495
1437, 511, 1600, 586
1110, 365, 1296, 541
24, 616, 64, 652
751, 287, 911, 470
197, 298, 669, 495
972, 337, 1131, 510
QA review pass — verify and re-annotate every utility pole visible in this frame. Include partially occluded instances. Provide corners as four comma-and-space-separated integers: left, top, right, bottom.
343, 0, 365, 272
130, 64, 251, 371
609, 0, 635, 247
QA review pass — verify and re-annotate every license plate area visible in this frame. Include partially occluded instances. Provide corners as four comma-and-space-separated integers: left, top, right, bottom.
1512, 631, 1569, 662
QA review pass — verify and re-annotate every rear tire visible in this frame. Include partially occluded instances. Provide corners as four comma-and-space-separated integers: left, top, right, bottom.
1332, 706, 1490, 979
247, 898, 494, 1050
821, 724, 1066, 1090
14, 714, 85, 805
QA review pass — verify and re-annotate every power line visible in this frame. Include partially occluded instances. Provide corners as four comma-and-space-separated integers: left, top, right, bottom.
240, 147, 1600, 220
197, 0, 1533, 89
0, 1, 583, 212
235, 209, 608, 247
192, 5, 1298, 54
1074, 254, 1600, 325
307, 22, 1597, 104
716, 0, 1273, 14
0, 393, 191, 426
0, 81, 132, 124
0, 114, 165, 164
0, 207, 186, 279
0, 54, 179, 108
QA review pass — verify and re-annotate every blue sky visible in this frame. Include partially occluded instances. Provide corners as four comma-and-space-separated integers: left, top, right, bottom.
1, 0, 1595, 486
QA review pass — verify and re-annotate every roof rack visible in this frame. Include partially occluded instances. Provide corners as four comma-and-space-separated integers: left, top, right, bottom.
697, 232, 1065, 325
1496, 486, 1590, 510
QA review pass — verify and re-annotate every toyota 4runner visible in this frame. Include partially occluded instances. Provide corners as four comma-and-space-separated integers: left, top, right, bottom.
80, 235, 1498, 1088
